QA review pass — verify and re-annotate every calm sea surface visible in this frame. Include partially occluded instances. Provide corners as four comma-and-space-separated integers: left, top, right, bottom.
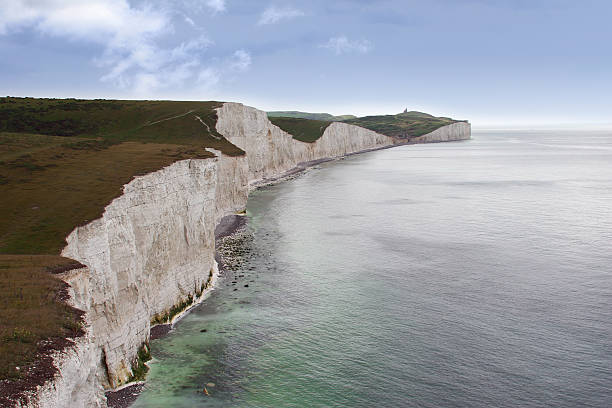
133, 131, 612, 407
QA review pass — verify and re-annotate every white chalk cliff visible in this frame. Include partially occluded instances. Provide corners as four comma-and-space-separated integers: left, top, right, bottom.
20, 103, 470, 407
216, 103, 398, 184
410, 121, 471, 143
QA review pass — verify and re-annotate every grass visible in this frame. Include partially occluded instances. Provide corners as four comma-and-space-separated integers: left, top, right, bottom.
151, 268, 214, 325
0, 132, 84, 161
0, 97, 245, 393
0, 255, 83, 386
267, 111, 356, 121
268, 117, 332, 143
0, 97, 247, 256
127, 343, 152, 383
342, 111, 466, 140
151, 294, 195, 326
0, 98, 241, 151
267, 109, 466, 142
0, 139, 217, 254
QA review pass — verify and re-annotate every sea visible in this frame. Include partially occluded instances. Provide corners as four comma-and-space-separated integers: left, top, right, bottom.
132, 130, 612, 408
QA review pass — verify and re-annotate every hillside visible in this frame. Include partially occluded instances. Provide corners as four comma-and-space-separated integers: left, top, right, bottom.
343, 111, 466, 139
267, 109, 466, 142
0, 98, 243, 151
267, 111, 356, 121
0, 97, 246, 256
267, 117, 333, 143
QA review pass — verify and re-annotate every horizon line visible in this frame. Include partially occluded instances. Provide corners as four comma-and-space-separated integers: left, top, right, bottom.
3, 95, 611, 131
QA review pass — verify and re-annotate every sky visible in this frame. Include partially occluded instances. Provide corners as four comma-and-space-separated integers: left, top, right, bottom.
0, 0, 611, 128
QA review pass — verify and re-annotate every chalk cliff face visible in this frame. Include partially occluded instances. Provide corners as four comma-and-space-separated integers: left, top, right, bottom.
20, 158, 227, 408
23, 103, 469, 408
215, 103, 397, 185
205, 148, 249, 223
410, 121, 471, 143
60, 158, 220, 390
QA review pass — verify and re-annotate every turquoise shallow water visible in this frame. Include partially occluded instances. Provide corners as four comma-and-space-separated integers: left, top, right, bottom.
133, 131, 612, 407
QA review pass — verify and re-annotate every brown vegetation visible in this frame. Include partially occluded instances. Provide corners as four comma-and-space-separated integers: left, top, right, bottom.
0, 97, 245, 401
0, 255, 85, 406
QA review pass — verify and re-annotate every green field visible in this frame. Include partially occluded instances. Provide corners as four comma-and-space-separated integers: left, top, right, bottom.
267, 116, 333, 143
342, 110, 465, 139
0, 97, 245, 255
267, 111, 356, 121
0, 98, 244, 151
268, 109, 465, 142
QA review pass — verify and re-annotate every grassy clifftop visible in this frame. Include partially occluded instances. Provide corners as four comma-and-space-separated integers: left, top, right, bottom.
0, 97, 246, 396
343, 111, 466, 140
0, 98, 243, 151
267, 109, 466, 142
0, 255, 85, 405
267, 111, 356, 121
0, 97, 245, 255
267, 116, 333, 143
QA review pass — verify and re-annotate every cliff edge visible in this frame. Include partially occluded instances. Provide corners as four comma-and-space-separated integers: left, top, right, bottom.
10, 103, 470, 407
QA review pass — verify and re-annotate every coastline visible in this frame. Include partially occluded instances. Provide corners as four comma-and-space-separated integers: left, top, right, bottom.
104, 137, 473, 407
103, 130, 612, 408
249, 141, 407, 188
104, 214, 247, 408
102, 143, 398, 407
247, 135, 472, 189
9, 102, 469, 407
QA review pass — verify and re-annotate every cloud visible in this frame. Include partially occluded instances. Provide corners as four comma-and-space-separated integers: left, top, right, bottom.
197, 67, 220, 89
170, 36, 213, 60
0, 0, 242, 95
0, 1, 169, 45
258, 6, 304, 25
96, 31, 214, 95
320, 36, 373, 55
205, 0, 226, 13
230, 49, 252, 72
184, 15, 196, 26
